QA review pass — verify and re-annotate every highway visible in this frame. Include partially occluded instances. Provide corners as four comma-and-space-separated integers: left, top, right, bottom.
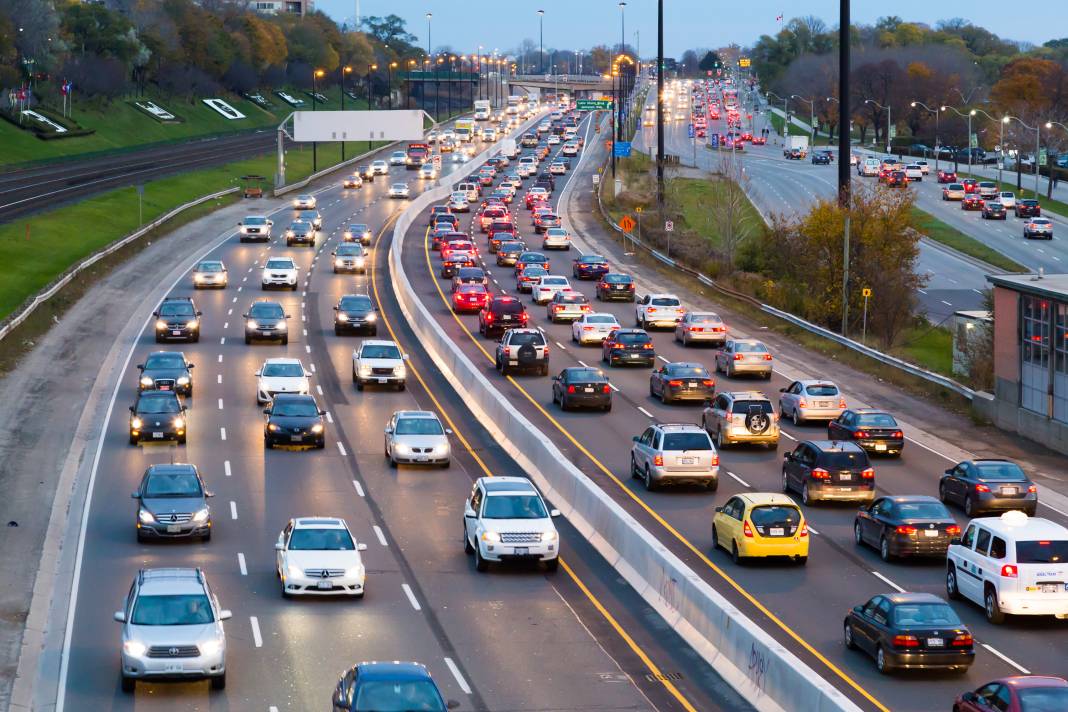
56, 113, 749, 711
398, 102, 1068, 712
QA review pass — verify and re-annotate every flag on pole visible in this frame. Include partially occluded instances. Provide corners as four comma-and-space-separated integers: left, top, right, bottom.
776, 14, 783, 21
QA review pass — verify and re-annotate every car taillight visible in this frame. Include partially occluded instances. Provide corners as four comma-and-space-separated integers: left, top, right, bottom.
838, 398, 847, 408
653, 454, 664, 466
799, 522, 808, 537
668, 380, 683, 387
602, 385, 611, 393
1028, 484, 1037, 493
642, 343, 654, 350
892, 635, 919, 649
892, 430, 903, 438
855, 431, 869, 439
763, 353, 773, 361
895, 525, 917, 535
861, 467, 874, 480
811, 468, 830, 480
951, 634, 973, 648
567, 385, 576, 394
975, 483, 991, 493
733, 353, 744, 360
743, 521, 754, 538
519, 313, 529, 323
702, 380, 714, 387
485, 312, 494, 322
1001, 564, 1018, 578
946, 525, 961, 536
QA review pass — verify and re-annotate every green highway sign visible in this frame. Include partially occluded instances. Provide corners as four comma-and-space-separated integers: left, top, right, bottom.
577, 99, 613, 111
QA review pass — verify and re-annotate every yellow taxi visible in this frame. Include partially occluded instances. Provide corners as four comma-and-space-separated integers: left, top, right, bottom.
712, 492, 808, 565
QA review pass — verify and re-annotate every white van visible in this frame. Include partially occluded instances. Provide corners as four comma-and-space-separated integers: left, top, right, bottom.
457, 182, 479, 202
947, 511, 1068, 624
859, 158, 880, 177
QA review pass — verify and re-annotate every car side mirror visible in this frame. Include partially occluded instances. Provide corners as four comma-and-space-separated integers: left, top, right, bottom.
779, 387, 786, 393
403, 354, 410, 361
274, 542, 284, 551
237, 222, 242, 227
113, 611, 126, 622
784, 452, 793, 461
960, 692, 978, 704
714, 506, 723, 513
188, 364, 195, 369
196, 311, 203, 317
944, 468, 954, 476
333, 306, 338, 311
218, 609, 233, 621
128, 406, 135, 413
286, 315, 292, 319
853, 605, 863, 614
445, 428, 453, 435
254, 371, 261, 377
632, 435, 639, 442
241, 313, 248, 318
130, 492, 139, 499
550, 509, 561, 518
319, 410, 326, 416
384, 426, 393, 434
357, 543, 368, 552
152, 311, 159, 317
268, 220, 273, 226
205, 491, 215, 498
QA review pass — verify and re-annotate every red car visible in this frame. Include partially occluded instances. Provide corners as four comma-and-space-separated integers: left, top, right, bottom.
886, 170, 908, 187
751, 136, 766, 145
954, 676, 1068, 712
937, 169, 958, 183
961, 194, 983, 210
452, 284, 489, 313
962, 178, 978, 193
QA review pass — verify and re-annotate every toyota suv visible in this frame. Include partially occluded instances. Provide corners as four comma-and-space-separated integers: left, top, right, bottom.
630, 423, 719, 491
153, 298, 201, 343
702, 391, 779, 448
495, 328, 549, 376
261, 257, 298, 290
115, 568, 231, 691
463, 477, 561, 572
132, 464, 214, 542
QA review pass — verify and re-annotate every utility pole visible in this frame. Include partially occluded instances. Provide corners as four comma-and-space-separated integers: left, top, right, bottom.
838, 0, 851, 336
655, 0, 664, 207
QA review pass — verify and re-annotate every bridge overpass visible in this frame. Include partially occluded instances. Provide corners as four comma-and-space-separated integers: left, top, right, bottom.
506, 74, 614, 95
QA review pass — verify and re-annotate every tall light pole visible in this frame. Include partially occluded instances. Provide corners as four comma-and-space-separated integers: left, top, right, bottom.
425, 12, 432, 61
837, 0, 850, 336
340, 65, 352, 160
1045, 121, 1068, 198
366, 63, 377, 150
910, 100, 940, 171
791, 94, 815, 147
619, 2, 626, 56
406, 59, 416, 109
537, 9, 545, 74
864, 99, 892, 154
1004, 114, 1041, 196
312, 68, 324, 172
941, 105, 977, 175
971, 108, 1004, 184
655, 0, 664, 207
767, 91, 788, 136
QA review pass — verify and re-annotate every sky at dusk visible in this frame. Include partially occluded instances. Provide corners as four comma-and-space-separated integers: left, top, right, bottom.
317, 1, 1067, 58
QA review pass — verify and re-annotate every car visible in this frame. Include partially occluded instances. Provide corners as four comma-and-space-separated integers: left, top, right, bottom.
276, 517, 367, 598
358, 164, 375, 181
602, 328, 655, 367
480, 207, 509, 230
352, 339, 407, 391
261, 256, 298, 290
571, 312, 620, 345
937, 169, 958, 183
296, 209, 322, 230
292, 194, 316, 209
389, 182, 411, 199
285, 220, 315, 246
827, 409, 904, 456
129, 389, 187, 445
597, 273, 636, 301
903, 164, 923, 181
495, 328, 549, 376
384, 410, 451, 467
419, 162, 437, 180
844, 592, 974, 674
811, 152, 832, 165
1015, 198, 1041, 218
546, 290, 590, 322
942, 183, 966, 200
371, 159, 388, 175
977, 181, 998, 198
451, 267, 488, 291
854, 495, 959, 561
547, 134, 561, 145
388, 150, 407, 166
342, 173, 363, 189
549, 160, 567, 175
701, 391, 779, 448
552, 367, 612, 411
463, 476, 561, 571
916, 160, 930, 174
428, 205, 453, 225
630, 422, 719, 491
115, 568, 231, 692
961, 178, 978, 193
713, 493, 808, 564
561, 142, 579, 156
244, 300, 290, 344
132, 463, 213, 542
263, 393, 325, 449
448, 195, 469, 213
635, 293, 684, 329
332, 243, 368, 273
495, 240, 527, 267
255, 358, 309, 404
648, 362, 715, 404
440, 250, 476, 279
333, 294, 378, 336
525, 187, 550, 208
940, 459, 1037, 517
954, 676, 1068, 712
961, 194, 983, 211
1024, 218, 1053, 239
782, 440, 874, 505
778, 379, 846, 424
453, 283, 490, 313
479, 295, 529, 337
981, 201, 1007, 219
715, 338, 773, 379
532, 275, 572, 305
572, 255, 609, 280
674, 311, 726, 346
886, 170, 908, 187
238, 215, 272, 242
997, 191, 1016, 209
542, 226, 571, 249
343, 223, 373, 246
516, 265, 548, 293
153, 297, 201, 343
192, 259, 228, 289
332, 661, 454, 711
137, 351, 194, 396
534, 213, 562, 233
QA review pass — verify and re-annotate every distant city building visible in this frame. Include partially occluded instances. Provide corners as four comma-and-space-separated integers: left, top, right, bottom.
248, 0, 311, 16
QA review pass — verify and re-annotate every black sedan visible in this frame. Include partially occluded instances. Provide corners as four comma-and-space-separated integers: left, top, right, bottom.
153, 297, 201, 343
333, 294, 378, 336
853, 495, 960, 561
552, 367, 612, 411
811, 151, 832, 165
244, 300, 289, 344
285, 220, 315, 246
572, 255, 610, 280
648, 362, 715, 404
827, 409, 904, 456
137, 351, 195, 396
939, 459, 1037, 517
596, 273, 636, 301
343, 223, 372, 245
981, 201, 1007, 219
844, 592, 974, 674
264, 393, 325, 449
129, 390, 187, 445
332, 661, 453, 712
602, 329, 655, 367
132, 463, 213, 542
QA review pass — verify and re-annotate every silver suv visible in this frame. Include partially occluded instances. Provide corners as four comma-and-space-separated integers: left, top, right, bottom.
630, 423, 719, 491
115, 568, 231, 692
701, 391, 779, 448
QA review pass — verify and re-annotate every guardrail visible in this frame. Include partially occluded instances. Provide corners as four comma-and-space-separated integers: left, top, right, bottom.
0, 186, 239, 343
389, 115, 862, 712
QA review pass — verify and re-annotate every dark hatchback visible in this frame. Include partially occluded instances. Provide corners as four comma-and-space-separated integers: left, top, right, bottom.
137, 351, 194, 396
479, 295, 528, 337
153, 298, 201, 343
244, 300, 289, 344
602, 329, 655, 367
132, 463, 213, 542
854, 495, 960, 561
572, 255, 610, 280
343, 223, 372, 245
782, 440, 875, 505
333, 294, 378, 336
129, 390, 187, 445
1015, 198, 1041, 218
332, 661, 455, 712
496, 240, 526, 266
596, 273, 636, 301
264, 393, 325, 449
552, 367, 612, 411
827, 409, 904, 456
648, 362, 715, 404
981, 201, 1007, 219
939, 459, 1037, 517
811, 151, 832, 165
844, 592, 974, 674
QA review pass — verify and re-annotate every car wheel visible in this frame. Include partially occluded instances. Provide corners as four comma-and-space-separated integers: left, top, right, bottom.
731, 541, 743, 565
604, 402, 612, 412
544, 557, 560, 572
985, 587, 1005, 624
356, 380, 364, 391
120, 674, 136, 693
474, 546, 489, 572
643, 466, 656, 491
781, 470, 790, 493
946, 565, 961, 600
792, 409, 801, 426
853, 522, 864, 547
879, 536, 892, 562
795, 556, 807, 566
844, 622, 857, 650
463, 525, 474, 554
211, 672, 226, 690
281, 336, 288, 345
964, 496, 976, 517
661, 389, 670, 405
938, 481, 949, 504
711, 524, 720, 551
716, 429, 725, 449
875, 646, 891, 674
802, 483, 813, 506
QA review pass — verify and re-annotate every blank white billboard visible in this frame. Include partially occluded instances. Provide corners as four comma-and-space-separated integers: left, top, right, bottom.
292, 110, 424, 142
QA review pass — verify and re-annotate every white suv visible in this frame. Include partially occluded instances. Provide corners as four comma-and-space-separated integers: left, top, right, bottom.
630, 423, 719, 490
261, 257, 298, 290
463, 476, 560, 572
947, 511, 1068, 624
276, 517, 368, 598
115, 568, 232, 692
352, 339, 408, 391
635, 293, 685, 329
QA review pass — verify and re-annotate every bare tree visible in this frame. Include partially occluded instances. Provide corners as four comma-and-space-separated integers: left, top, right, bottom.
709, 150, 757, 272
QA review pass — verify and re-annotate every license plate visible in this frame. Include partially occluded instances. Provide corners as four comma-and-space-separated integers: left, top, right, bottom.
152, 432, 164, 439
261, 331, 272, 336
770, 527, 785, 536
164, 663, 183, 673
678, 457, 695, 465
317, 580, 333, 590
875, 444, 887, 451
171, 330, 181, 336
160, 385, 171, 391
378, 378, 388, 383
290, 435, 303, 442
927, 638, 944, 647
1001, 487, 1018, 495
1038, 583, 1059, 593
514, 547, 529, 556
584, 387, 594, 393
629, 353, 639, 358
839, 473, 852, 481
167, 524, 181, 533
924, 529, 939, 538
613, 285, 623, 290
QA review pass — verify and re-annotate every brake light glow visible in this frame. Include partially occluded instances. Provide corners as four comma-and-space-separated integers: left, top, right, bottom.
642, 343, 654, 350
895, 525, 917, 535
763, 354, 773, 361
602, 385, 611, 393
892, 635, 919, 649
855, 430, 869, 439
892, 430, 903, 438
951, 634, 973, 647
799, 522, 808, 537
743, 521, 754, 538
975, 483, 991, 493
861, 467, 874, 480
1001, 564, 1018, 578
567, 385, 576, 394
946, 525, 961, 536
653, 454, 664, 466
1028, 484, 1037, 493
838, 398, 847, 408
734, 353, 744, 360
668, 380, 683, 387
811, 468, 830, 480
702, 380, 714, 387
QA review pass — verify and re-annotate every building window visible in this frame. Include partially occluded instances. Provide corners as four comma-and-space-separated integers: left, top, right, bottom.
1020, 295, 1050, 416
1053, 303, 1068, 423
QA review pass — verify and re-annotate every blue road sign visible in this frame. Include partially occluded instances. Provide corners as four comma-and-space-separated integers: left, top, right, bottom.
687, 123, 695, 138
613, 141, 632, 157
710, 134, 719, 148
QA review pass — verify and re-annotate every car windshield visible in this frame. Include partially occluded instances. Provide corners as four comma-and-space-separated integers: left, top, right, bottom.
973, 461, 1027, 481
137, 395, 180, 414
500, 242, 523, 251
734, 342, 767, 353
337, 245, 363, 256
483, 494, 548, 519
362, 344, 401, 359
731, 400, 774, 414
523, 267, 548, 278
354, 679, 444, 711
340, 297, 373, 311
159, 302, 194, 317
288, 528, 355, 550
750, 505, 802, 528
249, 303, 284, 318
272, 400, 319, 417
130, 594, 213, 626
1016, 540, 1068, 564
144, 353, 186, 369
262, 363, 303, 378
547, 228, 567, 236
821, 451, 869, 469
542, 278, 568, 286
197, 262, 224, 273
1017, 687, 1068, 711
662, 433, 713, 451
855, 413, 897, 427
892, 603, 961, 627
604, 274, 632, 284
265, 259, 293, 270
298, 211, 317, 219
559, 294, 586, 304
244, 217, 267, 225
395, 418, 444, 436
143, 472, 201, 498
893, 501, 949, 519
290, 222, 310, 231
392, 184, 407, 190
805, 384, 839, 396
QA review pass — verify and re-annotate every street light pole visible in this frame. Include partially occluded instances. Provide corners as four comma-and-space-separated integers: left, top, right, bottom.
864, 99, 892, 154
837, 0, 850, 336
655, 0, 664, 207
425, 12, 432, 61
941, 105, 977, 176
791, 94, 815, 147
1046, 121, 1068, 198
366, 63, 377, 151
1004, 115, 1042, 196
340, 65, 352, 161
312, 68, 324, 172
538, 9, 545, 74
909, 100, 940, 171
387, 61, 396, 110
619, 2, 626, 57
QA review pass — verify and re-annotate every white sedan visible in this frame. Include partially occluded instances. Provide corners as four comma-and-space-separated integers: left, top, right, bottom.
388, 151, 407, 166
255, 358, 310, 404
292, 194, 316, 209
371, 159, 389, 175
542, 227, 571, 250
276, 517, 367, 598
532, 275, 572, 304
419, 163, 438, 180
549, 161, 567, 175
388, 183, 411, 199
571, 313, 621, 344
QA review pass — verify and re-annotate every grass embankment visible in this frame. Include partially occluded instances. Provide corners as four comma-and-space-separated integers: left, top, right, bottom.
0, 140, 382, 320
910, 208, 1027, 273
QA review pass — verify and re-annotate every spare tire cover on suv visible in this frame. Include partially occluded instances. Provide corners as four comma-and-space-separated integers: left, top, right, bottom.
517, 341, 537, 365
745, 406, 771, 434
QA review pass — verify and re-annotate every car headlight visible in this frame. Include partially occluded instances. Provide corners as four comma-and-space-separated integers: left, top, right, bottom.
247, 320, 259, 330
176, 376, 190, 386
155, 320, 167, 330
365, 312, 377, 322
395, 364, 407, 379
140, 376, 154, 387
311, 423, 324, 434
481, 531, 501, 543
192, 508, 209, 523
194, 273, 205, 281
394, 443, 410, 454
359, 364, 372, 375
138, 509, 155, 524
544, 530, 559, 542
355, 257, 365, 266
287, 563, 302, 578
337, 313, 349, 322
131, 417, 143, 429
345, 565, 365, 580
277, 321, 287, 331
123, 640, 147, 657
199, 639, 222, 656
335, 258, 345, 267
186, 320, 198, 329
268, 423, 279, 431
173, 417, 185, 429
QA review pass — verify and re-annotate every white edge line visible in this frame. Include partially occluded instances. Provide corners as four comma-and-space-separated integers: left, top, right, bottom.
443, 656, 472, 694
352, 480, 365, 497
237, 553, 247, 576
726, 471, 750, 488
870, 570, 904, 593
250, 616, 263, 648
637, 406, 654, 418
337, 441, 347, 456
401, 582, 421, 611
981, 643, 1031, 674
372, 524, 387, 546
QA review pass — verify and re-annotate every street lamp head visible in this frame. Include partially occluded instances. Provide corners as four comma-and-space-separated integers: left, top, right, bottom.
1047, 122, 1054, 129
314, 69, 325, 78
343, 66, 352, 74
619, 1, 626, 7
909, 101, 917, 107
437, 57, 444, 64
1003, 116, 1011, 124
940, 105, 947, 111
390, 61, 398, 68
426, 12, 431, 19
537, 8, 544, 15
969, 109, 976, 116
